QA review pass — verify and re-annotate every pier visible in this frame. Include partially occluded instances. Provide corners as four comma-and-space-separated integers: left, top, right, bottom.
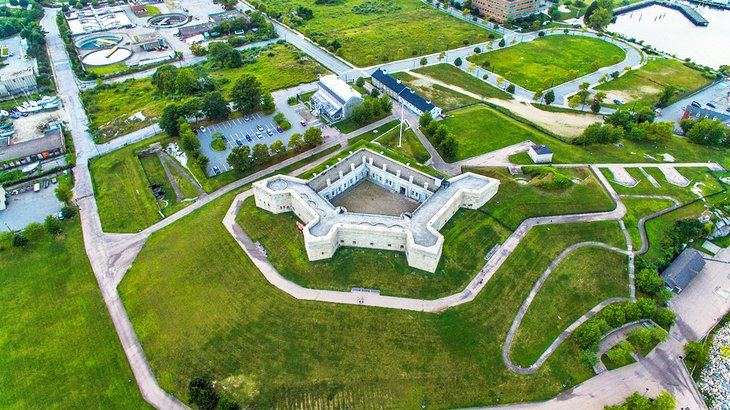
613, 0, 710, 26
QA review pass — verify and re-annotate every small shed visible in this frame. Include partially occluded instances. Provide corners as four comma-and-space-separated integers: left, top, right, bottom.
660, 248, 706, 293
528, 144, 553, 164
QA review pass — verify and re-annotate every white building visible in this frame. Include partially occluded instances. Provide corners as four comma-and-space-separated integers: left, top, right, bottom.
0, 67, 37, 98
0, 186, 6, 211
310, 75, 364, 123
528, 144, 553, 164
253, 148, 499, 272
371, 68, 442, 118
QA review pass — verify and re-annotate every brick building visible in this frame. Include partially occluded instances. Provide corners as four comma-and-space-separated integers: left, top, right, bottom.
472, 0, 542, 22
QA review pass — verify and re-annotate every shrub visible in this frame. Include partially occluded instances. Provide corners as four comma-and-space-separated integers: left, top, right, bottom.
188, 376, 219, 409
44, 215, 63, 236
11, 234, 29, 248
506, 84, 515, 93
61, 206, 78, 219
653, 308, 676, 329
574, 321, 602, 349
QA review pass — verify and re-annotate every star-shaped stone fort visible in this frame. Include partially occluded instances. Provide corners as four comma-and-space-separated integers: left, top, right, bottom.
253, 148, 499, 272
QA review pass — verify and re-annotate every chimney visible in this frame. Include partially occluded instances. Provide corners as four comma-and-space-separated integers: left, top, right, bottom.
396, 170, 401, 177
409, 175, 413, 183
350, 163, 355, 171
326, 178, 331, 187
338, 171, 344, 179
382, 163, 387, 172
423, 182, 429, 190
368, 157, 373, 165
434, 177, 442, 187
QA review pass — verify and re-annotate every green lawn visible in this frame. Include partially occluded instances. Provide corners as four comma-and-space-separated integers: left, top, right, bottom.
335, 111, 390, 134
441, 104, 730, 167
467, 35, 625, 90
621, 196, 678, 249
375, 126, 431, 163
393, 71, 478, 111
594, 58, 712, 109
440, 105, 554, 161
602, 167, 724, 205
145, 4, 161, 15
643, 201, 707, 261
510, 245, 628, 367
237, 196, 510, 299
0, 220, 147, 408
119, 183, 624, 407
258, 0, 498, 66
473, 168, 615, 230
412, 63, 512, 100
85, 62, 130, 77
90, 137, 167, 233
138, 154, 191, 217
165, 158, 201, 199
348, 119, 399, 144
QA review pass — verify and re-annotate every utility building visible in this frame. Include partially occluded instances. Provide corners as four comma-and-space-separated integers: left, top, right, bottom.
371, 68, 442, 118
310, 75, 364, 123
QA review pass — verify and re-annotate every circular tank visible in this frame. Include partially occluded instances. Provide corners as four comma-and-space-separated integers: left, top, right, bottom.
148, 13, 191, 28
81, 47, 133, 66
74, 33, 123, 49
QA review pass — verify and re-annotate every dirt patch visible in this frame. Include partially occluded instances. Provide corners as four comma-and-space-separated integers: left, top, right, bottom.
9, 111, 60, 143
331, 179, 419, 216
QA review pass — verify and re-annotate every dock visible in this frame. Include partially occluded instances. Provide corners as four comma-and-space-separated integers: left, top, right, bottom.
613, 0, 710, 26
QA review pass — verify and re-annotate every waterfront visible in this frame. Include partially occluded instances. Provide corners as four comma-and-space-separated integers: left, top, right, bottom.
609, 3, 730, 68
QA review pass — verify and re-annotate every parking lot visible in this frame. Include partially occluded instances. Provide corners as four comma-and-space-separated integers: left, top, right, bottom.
0, 178, 63, 231
197, 111, 312, 176
662, 79, 730, 124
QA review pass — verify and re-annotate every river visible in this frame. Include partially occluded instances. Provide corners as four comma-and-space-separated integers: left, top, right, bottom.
608, 3, 730, 69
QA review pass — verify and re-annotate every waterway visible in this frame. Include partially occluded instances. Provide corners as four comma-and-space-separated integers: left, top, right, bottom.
608, 3, 730, 68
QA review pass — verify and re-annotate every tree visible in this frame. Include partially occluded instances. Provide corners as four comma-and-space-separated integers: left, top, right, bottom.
574, 321, 602, 349
44, 215, 63, 235
544, 90, 555, 105
656, 84, 677, 107
567, 94, 583, 109
532, 89, 543, 102
55, 184, 72, 203
605, 110, 634, 129
270, 140, 285, 155
252, 143, 270, 163
686, 118, 728, 146
356, 77, 365, 87
227, 145, 253, 171
574, 123, 623, 145
653, 308, 675, 329
182, 98, 202, 121
498, 38, 506, 47
634, 107, 656, 123
303, 127, 323, 146
454, 57, 462, 67
160, 104, 186, 136
201, 92, 230, 121
11, 233, 28, 248
419, 111, 433, 128
588, 6, 613, 30
188, 376, 219, 410
152, 65, 179, 95
61, 206, 78, 219
432, 125, 449, 146
174, 69, 200, 95
473, 46, 481, 53
505, 84, 515, 93
439, 135, 459, 161
288, 133, 304, 151
230, 75, 262, 112
261, 92, 275, 115
684, 341, 710, 370
420, 57, 427, 66
603, 304, 626, 328
636, 298, 656, 319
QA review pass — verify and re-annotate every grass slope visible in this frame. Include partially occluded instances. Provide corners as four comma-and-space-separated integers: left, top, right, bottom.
375, 126, 431, 163
595, 58, 712, 109
393, 71, 478, 111
468, 35, 625, 90
120, 186, 622, 408
510, 246, 628, 367
258, 0, 498, 66
0, 220, 147, 408
412, 63, 512, 100
621, 196, 678, 249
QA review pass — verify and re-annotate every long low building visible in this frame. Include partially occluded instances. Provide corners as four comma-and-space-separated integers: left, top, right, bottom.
310, 75, 363, 123
371, 68, 442, 118
253, 148, 498, 272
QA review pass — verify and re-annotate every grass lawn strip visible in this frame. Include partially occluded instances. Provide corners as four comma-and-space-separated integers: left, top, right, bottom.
510, 246, 628, 367
594, 58, 712, 109
374, 126, 431, 163
257, 0, 498, 66
348, 119, 399, 144
620, 197, 679, 249
0, 220, 147, 408
119, 183, 620, 407
412, 63, 511, 100
165, 157, 201, 199
643, 201, 707, 261
467, 35, 625, 90
90, 136, 168, 232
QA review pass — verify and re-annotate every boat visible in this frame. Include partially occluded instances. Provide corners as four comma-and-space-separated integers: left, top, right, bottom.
0, 129, 14, 137
0, 120, 13, 129
22, 162, 39, 174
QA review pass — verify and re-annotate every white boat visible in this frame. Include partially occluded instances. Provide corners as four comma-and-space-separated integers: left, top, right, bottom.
22, 162, 40, 174
0, 110, 7, 117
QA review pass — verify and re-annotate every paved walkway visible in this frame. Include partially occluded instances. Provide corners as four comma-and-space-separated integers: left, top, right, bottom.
594, 320, 653, 373
620, 194, 681, 254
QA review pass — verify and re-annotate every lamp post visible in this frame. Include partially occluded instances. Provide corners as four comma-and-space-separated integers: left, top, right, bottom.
396, 87, 409, 148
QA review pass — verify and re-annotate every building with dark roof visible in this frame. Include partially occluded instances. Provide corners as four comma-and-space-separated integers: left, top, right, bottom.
528, 144, 553, 163
371, 68, 442, 118
661, 248, 706, 293
177, 22, 214, 39
209, 10, 246, 25
682, 105, 730, 126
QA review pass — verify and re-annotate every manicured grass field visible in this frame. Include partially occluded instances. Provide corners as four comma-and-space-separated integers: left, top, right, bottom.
473, 168, 615, 230
335, 111, 391, 134
348, 120, 399, 144
165, 158, 201, 199
237, 196, 510, 299
258, 0, 498, 66
595, 58, 711, 109
621, 196, 678, 249
441, 104, 730, 167
0, 220, 147, 408
375, 126, 431, 163
90, 137, 167, 232
393, 71, 478, 111
510, 245, 628, 367
85, 62, 129, 77
120, 183, 624, 407
602, 167, 724, 204
412, 63, 512, 100
643, 201, 707, 261
467, 35, 625, 90
441, 105, 554, 161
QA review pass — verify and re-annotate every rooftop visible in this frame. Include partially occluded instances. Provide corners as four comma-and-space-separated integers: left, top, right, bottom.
531, 144, 553, 155
318, 75, 361, 105
371, 68, 437, 113
660, 248, 706, 291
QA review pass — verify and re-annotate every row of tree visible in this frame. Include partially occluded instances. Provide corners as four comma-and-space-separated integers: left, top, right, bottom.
350, 95, 392, 127
226, 128, 323, 172
1, 206, 77, 249
420, 111, 458, 161
574, 108, 671, 145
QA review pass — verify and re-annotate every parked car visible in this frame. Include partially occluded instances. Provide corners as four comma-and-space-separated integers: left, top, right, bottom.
300, 120, 307, 126
256, 132, 263, 139
244, 116, 250, 121
235, 139, 243, 146
613, 99, 625, 105
256, 125, 264, 132
266, 129, 274, 136
213, 166, 221, 175
245, 134, 252, 142
706, 102, 716, 109
691, 101, 702, 108
276, 126, 284, 133
200, 126, 208, 132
